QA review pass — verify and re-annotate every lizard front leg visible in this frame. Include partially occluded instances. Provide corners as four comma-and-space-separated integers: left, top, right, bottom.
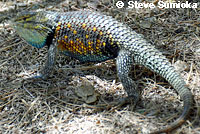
116, 50, 140, 109
34, 42, 57, 79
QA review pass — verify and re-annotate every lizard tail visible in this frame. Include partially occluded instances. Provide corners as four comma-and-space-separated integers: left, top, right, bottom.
132, 43, 193, 133
151, 86, 192, 134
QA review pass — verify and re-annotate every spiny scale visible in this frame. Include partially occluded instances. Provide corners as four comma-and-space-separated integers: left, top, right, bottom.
12, 10, 193, 134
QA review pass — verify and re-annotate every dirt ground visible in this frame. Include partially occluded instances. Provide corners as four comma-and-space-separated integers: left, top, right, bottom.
0, 0, 200, 134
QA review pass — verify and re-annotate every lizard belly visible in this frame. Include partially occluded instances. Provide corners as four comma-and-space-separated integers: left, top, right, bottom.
56, 29, 119, 63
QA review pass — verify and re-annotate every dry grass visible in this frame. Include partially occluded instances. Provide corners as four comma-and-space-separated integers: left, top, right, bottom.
0, 0, 200, 134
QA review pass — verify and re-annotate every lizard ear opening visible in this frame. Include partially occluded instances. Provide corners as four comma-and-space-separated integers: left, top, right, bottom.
14, 24, 52, 48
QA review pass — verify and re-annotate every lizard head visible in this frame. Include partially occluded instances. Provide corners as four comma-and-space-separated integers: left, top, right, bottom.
12, 11, 53, 48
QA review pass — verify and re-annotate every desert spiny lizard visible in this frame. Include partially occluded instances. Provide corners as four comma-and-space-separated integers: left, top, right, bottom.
12, 10, 193, 134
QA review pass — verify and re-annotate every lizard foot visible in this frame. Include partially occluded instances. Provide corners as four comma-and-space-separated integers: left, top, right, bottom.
111, 95, 139, 111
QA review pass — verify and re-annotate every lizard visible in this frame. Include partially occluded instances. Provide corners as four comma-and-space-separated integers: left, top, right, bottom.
12, 10, 193, 134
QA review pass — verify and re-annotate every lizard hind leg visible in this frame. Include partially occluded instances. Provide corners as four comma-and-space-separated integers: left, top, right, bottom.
116, 50, 140, 110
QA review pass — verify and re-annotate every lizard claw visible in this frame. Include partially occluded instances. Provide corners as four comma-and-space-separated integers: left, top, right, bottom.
33, 74, 46, 79
111, 96, 139, 111
27, 74, 48, 80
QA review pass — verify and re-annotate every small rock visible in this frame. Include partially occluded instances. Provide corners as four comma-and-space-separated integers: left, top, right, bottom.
74, 79, 99, 104
174, 60, 189, 72
139, 20, 152, 29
